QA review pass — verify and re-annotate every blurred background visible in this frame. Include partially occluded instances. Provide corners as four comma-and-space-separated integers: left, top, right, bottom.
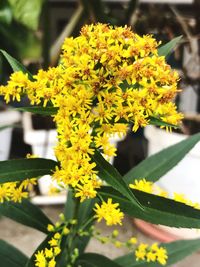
0, 1, 200, 266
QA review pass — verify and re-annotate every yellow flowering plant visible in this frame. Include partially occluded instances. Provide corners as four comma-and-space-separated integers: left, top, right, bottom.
1, 24, 200, 267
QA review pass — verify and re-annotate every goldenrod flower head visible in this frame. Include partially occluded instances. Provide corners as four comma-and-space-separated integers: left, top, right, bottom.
112, 229, 119, 238
135, 243, 168, 265
35, 250, 46, 267
48, 258, 56, 267
129, 178, 153, 193
128, 237, 138, 245
45, 248, 54, 259
54, 233, 61, 240
54, 246, 61, 256
35, 231, 62, 267
48, 238, 58, 247
0, 23, 183, 201
0, 180, 34, 203
63, 227, 70, 235
130, 178, 200, 210
94, 198, 124, 226
47, 224, 55, 232
114, 241, 122, 248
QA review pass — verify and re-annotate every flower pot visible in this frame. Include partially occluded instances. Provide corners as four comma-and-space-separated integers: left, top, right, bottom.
0, 110, 21, 161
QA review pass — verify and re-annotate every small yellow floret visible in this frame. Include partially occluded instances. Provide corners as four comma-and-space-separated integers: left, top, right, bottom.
94, 198, 124, 226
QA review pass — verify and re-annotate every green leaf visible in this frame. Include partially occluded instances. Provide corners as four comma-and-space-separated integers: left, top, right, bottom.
0, 199, 52, 233
92, 150, 143, 210
76, 253, 122, 267
0, 1, 12, 25
149, 117, 178, 128
99, 186, 200, 228
123, 132, 200, 184
16, 106, 58, 116
64, 189, 77, 221
115, 238, 200, 267
8, 0, 44, 30
64, 190, 96, 253
0, 158, 58, 184
158, 36, 182, 57
0, 49, 34, 80
0, 239, 28, 267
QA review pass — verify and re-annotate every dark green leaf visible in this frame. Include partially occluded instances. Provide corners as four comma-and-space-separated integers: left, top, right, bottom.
64, 189, 77, 221
115, 238, 200, 267
76, 253, 122, 267
64, 190, 96, 254
0, 199, 52, 233
92, 150, 143, 210
16, 106, 58, 116
0, 239, 28, 267
99, 186, 200, 228
123, 132, 200, 184
0, 158, 58, 184
0, 49, 34, 80
158, 36, 182, 57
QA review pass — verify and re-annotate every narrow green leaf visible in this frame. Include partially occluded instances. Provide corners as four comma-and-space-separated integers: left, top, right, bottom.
0, 158, 58, 184
149, 117, 178, 128
92, 150, 143, 210
0, 239, 28, 267
158, 36, 182, 57
76, 253, 122, 267
64, 189, 77, 221
0, 199, 52, 233
99, 186, 200, 228
0, 49, 34, 80
123, 132, 200, 184
16, 106, 58, 116
64, 190, 96, 253
115, 238, 200, 267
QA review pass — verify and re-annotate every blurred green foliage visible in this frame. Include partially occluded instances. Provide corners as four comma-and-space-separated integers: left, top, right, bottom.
0, 0, 44, 83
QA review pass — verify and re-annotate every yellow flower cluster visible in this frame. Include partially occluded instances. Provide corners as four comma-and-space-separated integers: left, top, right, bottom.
0, 178, 36, 203
94, 198, 124, 225
129, 178, 200, 209
0, 24, 183, 202
35, 232, 62, 267
35, 213, 77, 267
135, 243, 168, 265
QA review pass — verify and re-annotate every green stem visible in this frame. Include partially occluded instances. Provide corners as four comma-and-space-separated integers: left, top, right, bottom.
66, 195, 80, 264
79, 216, 95, 232
97, 193, 104, 202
